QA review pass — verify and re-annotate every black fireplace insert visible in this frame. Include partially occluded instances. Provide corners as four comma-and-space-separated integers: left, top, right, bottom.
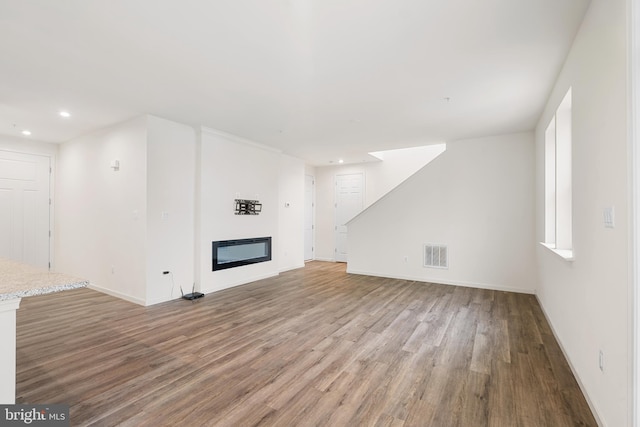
212, 237, 272, 271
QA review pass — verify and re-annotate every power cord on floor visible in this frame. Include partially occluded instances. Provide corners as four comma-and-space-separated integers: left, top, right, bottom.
162, 271, 174, 297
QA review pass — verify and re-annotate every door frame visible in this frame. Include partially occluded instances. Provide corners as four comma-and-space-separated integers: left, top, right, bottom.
304, 174, 315, 261
630, 0, 639, 423
0, 148, 53, 270
334, 172, 364, 263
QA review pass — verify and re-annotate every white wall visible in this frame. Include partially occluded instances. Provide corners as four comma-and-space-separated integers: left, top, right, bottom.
146, 116, 196, 304
0, 136, 58, 157
55, 116, 148, 304
365, 145, 446, 207
534, 0, 629, 425
278, 154, 305, 272
314, 144, 446, 261
304, 164, 316, 177
197, 128, 281, 293
54, 118, 304, 304
347, 133, 536, 293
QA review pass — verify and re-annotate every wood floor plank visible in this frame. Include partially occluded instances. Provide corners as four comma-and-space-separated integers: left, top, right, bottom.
487, 360, 517, 427
15, 261, 597, 426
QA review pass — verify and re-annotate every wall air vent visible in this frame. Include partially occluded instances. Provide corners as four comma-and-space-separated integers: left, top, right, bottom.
424, 244, 448, 269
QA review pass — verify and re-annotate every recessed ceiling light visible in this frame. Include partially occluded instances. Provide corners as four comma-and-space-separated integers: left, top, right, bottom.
338, 159, 344, 164
59, 111, 71, 118
21, 130, 31, 136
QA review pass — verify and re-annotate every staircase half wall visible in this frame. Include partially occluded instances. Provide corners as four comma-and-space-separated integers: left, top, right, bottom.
346, 132, 536, 294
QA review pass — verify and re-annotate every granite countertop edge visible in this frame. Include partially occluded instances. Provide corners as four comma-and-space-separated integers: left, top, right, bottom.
0, 280, 90, 301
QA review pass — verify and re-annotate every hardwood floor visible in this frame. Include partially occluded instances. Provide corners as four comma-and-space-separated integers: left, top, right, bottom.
16, 262, 596, 426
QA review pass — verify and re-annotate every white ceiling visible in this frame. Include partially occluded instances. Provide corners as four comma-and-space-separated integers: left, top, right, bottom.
0, 0, 590, 165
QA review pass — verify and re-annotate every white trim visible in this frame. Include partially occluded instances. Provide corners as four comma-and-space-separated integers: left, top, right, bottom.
200, 126, 282, 154
0, 298, 21, 312
279, 263, 305, 273
304, 173, 316, 262
314, 257, 336, 263
194, 126, 203, 296
48, 154, 55, 272
536, 295, 604, 426
145, 295, 183, 306
539, 242, 575, 261
345, 268, 535, 295
88, 283, 146, 306
630, 0, 640, 424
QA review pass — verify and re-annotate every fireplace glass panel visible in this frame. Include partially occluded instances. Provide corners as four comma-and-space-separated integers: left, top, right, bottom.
218, 242, 267, 264
212, 237, 272, 271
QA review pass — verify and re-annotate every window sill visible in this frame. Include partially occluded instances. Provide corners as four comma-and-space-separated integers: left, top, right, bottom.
539, 242, 574, 261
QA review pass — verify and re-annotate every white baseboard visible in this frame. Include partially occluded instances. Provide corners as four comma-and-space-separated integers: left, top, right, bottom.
279, 263, 305, 273
345, 268, 535, 295
313, 257, 336, 262
88, 283, 146, 306
145, 295, 183, 306
535, 296, 604, 427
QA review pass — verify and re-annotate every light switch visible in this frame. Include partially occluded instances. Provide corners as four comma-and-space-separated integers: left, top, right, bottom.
161, 211, 169, 221
603, 207, 615, 228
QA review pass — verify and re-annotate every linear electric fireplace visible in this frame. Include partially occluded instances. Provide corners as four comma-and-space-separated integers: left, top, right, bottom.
212, 237, 272, 271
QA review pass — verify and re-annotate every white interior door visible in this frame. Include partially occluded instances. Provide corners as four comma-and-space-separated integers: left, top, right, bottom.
0, 151, 51, 268
304, 175, 314, 261
335, 173, 363, 262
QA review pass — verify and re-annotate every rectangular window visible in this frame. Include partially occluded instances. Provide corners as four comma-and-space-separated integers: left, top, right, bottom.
543, 88, 573, 259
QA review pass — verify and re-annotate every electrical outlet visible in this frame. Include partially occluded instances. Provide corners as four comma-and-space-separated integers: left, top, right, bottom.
598, 350, 604, 372
403, 256, 408, 263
